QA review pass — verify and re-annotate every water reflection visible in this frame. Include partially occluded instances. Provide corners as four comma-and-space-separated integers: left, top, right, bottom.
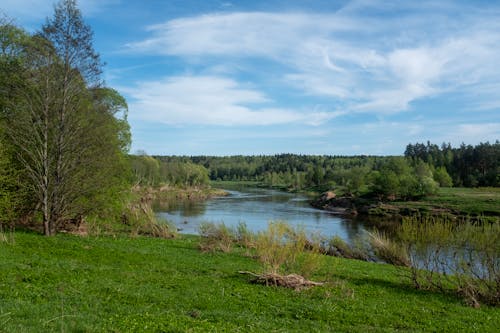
156, 187, 377, 244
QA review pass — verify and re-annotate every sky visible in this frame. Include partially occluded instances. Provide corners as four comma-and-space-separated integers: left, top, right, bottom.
2, 0, 500, 156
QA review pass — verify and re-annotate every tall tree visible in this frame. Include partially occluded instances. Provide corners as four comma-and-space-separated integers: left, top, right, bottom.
4, 0, 130, 235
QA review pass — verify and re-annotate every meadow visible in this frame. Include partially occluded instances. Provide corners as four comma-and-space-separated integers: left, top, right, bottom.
391, 187, 500, 218
1, 232, 498, 332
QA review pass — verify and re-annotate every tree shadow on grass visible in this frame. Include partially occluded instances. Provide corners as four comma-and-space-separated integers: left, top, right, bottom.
335, 273, 462, 304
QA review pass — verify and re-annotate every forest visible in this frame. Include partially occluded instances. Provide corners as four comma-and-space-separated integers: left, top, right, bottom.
130, 140, 499, 201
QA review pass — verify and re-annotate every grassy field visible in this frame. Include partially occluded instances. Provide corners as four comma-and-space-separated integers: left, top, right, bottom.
391, 187, 500, 218
0, 232, 499, 332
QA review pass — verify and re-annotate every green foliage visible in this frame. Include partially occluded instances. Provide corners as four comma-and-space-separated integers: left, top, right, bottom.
396, 216, 500, 306
130, 154, 161, 186
0, 4, 131, 234
434, 166, 453, 187
155, 140, 498, 199
161, 161, 210, 187
369, 157, 439, 200
254, 221, 326, 278
405, 141, 500, 187
159, 154, 447, 200
0, 140, 23, 226
131, 154, 210, 188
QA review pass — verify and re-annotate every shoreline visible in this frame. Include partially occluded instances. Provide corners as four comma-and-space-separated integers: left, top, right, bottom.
310, 189, 500, 223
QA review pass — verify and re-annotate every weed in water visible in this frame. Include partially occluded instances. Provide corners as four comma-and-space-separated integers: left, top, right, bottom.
397, 216, 500, 306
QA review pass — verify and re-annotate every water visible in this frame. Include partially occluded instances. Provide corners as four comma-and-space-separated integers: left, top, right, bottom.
156, 186, 374, 242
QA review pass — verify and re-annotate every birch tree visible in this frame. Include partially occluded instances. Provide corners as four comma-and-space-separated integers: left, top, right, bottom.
3, 0, 130, 235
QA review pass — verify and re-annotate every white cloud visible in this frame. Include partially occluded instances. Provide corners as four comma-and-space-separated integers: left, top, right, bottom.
126, 12, 356, 58
125, 3, 500, 115
124, 75, 337, 126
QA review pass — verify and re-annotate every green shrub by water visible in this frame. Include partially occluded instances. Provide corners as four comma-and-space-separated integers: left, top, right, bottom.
397, 216, 500, 306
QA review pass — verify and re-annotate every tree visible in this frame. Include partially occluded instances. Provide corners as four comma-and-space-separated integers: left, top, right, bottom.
0, 20, 31, 228
434, 167, 453, 187
3, 0, 130, 235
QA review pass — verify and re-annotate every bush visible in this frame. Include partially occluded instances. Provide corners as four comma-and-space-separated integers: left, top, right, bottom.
198, 222, 236, 253
326, 235, 369, 261
125, 193, 177, 239
254, 221, 325, 278
368, 230, 410, 267
397, 216, 500, 306
434, 167, 453, 187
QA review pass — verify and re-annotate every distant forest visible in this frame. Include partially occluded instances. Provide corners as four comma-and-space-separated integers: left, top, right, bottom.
403, 141, 499, 187
130, 141, 499, 200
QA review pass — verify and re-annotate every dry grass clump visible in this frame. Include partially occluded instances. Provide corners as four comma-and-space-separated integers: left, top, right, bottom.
250, 221, 326, 287
238, 271, 324, 290
235, 222, 256, 249
126, 196, 177, 239
198, 222, 256, 253
326, 235, 369, 261
368, 230, 410, 267
0, 228, 15, 244
198, 222, 236, 253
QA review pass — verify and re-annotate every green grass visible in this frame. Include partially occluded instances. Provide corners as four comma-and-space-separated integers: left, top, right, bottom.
391, 187, 500, 218
1, 232, 499, 332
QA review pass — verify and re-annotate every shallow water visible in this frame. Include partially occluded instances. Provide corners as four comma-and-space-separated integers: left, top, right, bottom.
156, 186, 374, 242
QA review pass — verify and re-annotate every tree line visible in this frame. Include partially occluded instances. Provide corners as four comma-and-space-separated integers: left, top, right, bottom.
404, 141, 499, 187
151, 141, 499, 200
155, 154, 442, 200
130, 154, 209, 188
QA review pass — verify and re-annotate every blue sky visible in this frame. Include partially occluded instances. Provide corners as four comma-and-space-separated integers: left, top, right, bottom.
3, 0, 500, 155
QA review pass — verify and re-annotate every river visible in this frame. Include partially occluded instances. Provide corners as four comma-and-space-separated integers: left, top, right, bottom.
156, 186, 376, 243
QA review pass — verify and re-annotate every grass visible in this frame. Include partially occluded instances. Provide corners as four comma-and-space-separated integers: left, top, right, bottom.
0, 232, 499, 332
391, 187, 500, 218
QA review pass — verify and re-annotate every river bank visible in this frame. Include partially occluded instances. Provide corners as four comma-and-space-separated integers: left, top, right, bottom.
134, 184, 229, 202
311, 187, 500, 222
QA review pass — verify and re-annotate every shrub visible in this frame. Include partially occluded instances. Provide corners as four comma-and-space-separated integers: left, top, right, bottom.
198, 222, 236, 253
368, 230, 410, 267
254, 221, 325, 278
235, 222, 255, 249
397, 216, 500, 306
326, 235, 369, 261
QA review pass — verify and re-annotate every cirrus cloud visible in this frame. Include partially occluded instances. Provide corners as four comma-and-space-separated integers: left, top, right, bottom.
125, 3, 500, 116
123, 75, 338, 126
